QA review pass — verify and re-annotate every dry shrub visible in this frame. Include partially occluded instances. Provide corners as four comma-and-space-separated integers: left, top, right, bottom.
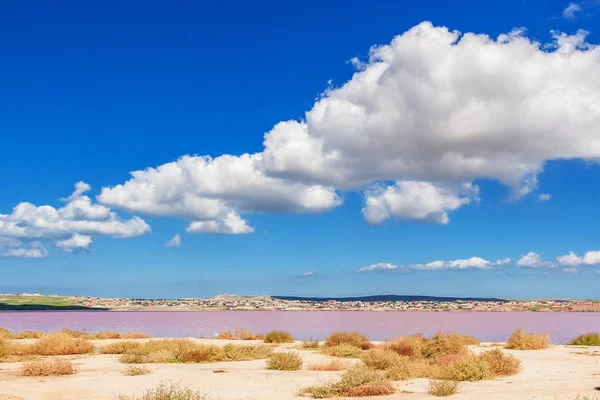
321, 344, 363, 358
427, 379, 460, 396
264, 330, 294, 343
123, 365, 151, 376
59, 328, 86, 338
216, 328, 259, 340
0, 338, 10, 358
479, 348, 521, 376
505, 329, 550, 350
308, 359, 346, 371
19, 359, 77, 376
118, 339, 272, 364
86, 331, 121, 339
361, 348, 407, 370
13, 331, 46, 339
438, 354, 467, 367
438, 356, 493, 381
121, 332, 150, 339
117, 381, 212, 400
569, 332, 600, 346
30, 333, 94, 355
100, 341, 142, 354
423, 333, 469, 360
301, 339, 320, 349
344, 381, 395, 397
383, 335, 425, 358
0, 328, 13, 339
324, 332, 369, 349
302, 365, 393, 398
266, 352, 303, 370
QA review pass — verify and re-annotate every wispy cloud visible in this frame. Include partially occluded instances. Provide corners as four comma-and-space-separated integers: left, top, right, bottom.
358, 257, 510, 273
563, 2, 582, 18
164, 233, 181, 248
538, 193, 552, 201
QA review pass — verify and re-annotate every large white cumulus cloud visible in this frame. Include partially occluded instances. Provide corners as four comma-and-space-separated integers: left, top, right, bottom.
98, 22, 600, 231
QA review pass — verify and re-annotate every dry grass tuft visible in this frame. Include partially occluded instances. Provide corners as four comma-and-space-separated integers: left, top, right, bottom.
0, 338, 10, 359
19, 359, 77, 376
0, 327, 13, 339
423, 333, 470, 360
216, 328, 261, 340
23, 333, 95, 356
361, 348, 407, 370
13, 331, 46, 339
427, 379, 460, 396
302, 364, 394, 398
301, 339, 320, 349
505, 329, 550, 350
479, 348, 521, 376
320, 344, 363, 358
382, 335, 425, 358
266, 352, 303, 370
123, 365, 151, 376
264, 331, 294, 343
569, 333, 600, 346
117, 381, 212, 400
324, 332, 370, 349
118, 339, 272, 364
100, 341, 142, 354
308, 359, 347, 371
437, 356, 493, 381
120, 332, 151, 339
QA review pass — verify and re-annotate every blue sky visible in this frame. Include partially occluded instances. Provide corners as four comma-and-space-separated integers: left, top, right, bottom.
2, 0, 600, 299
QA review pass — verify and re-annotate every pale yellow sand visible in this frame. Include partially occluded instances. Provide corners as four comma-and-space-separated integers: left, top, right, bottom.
0, 339, 598, 400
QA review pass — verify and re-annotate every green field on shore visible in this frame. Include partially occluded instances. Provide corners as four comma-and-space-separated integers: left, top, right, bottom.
0, 295, 89, 310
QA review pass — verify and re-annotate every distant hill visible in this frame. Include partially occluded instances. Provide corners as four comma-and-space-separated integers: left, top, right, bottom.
209, 294, 271, 302
272, 295, 506, 302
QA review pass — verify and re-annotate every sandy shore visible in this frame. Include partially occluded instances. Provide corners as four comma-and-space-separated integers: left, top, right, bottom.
0, 339, 599, 400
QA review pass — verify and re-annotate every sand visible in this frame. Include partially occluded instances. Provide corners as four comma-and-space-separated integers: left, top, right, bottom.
0, 339, 599, 400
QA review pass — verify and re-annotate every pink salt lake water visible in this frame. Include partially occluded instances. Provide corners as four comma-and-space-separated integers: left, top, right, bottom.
1, 311, 599, 344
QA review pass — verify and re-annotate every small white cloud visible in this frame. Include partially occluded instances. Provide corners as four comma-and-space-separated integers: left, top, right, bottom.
55, 234, 92, 253
164, 233, 182, 248
556, 250, 600, 266
303, 271, 317, 276
538, 193, 552, 201
186, 212, 254, 235
563, 2, 582, 19
562, 267, 579, 274
357, 262, 399, 272
358, 256, 510, 272
517, 252, 556, 268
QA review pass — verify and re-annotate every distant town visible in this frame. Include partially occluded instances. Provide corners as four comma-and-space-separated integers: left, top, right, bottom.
2, 293, 600, 312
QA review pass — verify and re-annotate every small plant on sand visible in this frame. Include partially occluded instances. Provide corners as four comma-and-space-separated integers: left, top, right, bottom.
264, 330, 294, 343
123, 365, 151, 376
427, 379, 460, 396
19, 359, 78, 376
437, 356, 493, 381
266, 352, 303, 370
100, 341, 142, 354
324, 332, 370, 349
302, 364, 394, 398
308, 359, 347, 371
13, 331, 46, 339
216, 328, 260, 340
321, 344, 364, 358
361, 348, 408, 370
569, 333, 600, 346
479, 348, 521, 376
423, 333, 470, 360
118, 339, 273, 364
117, 381, 212, 400
29, 332, 94, 355
382, 335, 426, 358
301, 339, 320, 349
505, 329, 550, 350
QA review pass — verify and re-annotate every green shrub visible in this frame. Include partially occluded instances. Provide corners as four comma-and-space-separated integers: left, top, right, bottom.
569, 332, 600, 346
302, 365, 394, 398
439, 356, 493, 381
320, 344, 363, 358
361, 348, 407, 370
264, 331, 294, 343
266, 352, 303, 370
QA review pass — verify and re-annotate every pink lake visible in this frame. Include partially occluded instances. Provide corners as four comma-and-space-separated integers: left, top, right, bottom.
1, 311, 599, 344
